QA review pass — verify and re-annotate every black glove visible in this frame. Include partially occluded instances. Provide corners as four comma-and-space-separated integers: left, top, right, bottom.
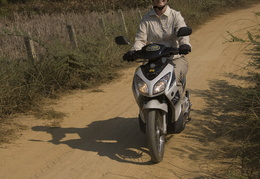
179, 44, 191, 55
123, 50, 136, 62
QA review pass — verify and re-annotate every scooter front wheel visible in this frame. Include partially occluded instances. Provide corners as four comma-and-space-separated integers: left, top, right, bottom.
146, 109, 165, 163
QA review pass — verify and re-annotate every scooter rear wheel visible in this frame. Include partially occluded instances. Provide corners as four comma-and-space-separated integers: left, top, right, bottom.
146, 109, 165, 163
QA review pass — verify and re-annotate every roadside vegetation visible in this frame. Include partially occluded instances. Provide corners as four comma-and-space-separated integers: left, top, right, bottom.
192, 12, 259, 178
223, 15, 259, 178
0, 0, 259, 177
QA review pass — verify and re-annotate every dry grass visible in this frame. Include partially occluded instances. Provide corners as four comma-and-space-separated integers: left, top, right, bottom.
0, 8, 139, 117
191, 13, 260, 177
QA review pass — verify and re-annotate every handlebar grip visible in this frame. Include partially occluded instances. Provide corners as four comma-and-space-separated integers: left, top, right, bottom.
178, 44, 191, 55
178, 48, 191, 55
123, 50, 139, 62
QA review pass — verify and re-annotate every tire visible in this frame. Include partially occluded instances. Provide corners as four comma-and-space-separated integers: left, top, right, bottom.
146, 109, 165, 163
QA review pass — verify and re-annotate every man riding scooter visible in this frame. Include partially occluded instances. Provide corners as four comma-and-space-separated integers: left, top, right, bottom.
123, 0, 191, 88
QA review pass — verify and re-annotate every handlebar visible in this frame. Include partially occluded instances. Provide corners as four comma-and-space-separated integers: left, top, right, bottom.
123, 47, 189, 62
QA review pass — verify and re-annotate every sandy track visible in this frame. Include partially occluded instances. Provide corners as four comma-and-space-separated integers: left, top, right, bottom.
0, 4, 259, 179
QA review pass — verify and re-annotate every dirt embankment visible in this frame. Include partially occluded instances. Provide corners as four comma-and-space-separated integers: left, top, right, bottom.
0, 4, 259, 179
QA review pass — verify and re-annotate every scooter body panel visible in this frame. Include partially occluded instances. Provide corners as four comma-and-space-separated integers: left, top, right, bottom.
132, 58, 185, 128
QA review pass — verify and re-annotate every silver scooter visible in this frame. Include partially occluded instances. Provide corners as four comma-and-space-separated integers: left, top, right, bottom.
115, 27, 192, 163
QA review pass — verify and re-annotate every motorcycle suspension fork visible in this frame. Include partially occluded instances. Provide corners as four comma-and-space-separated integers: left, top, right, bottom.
162, 112, 167, 135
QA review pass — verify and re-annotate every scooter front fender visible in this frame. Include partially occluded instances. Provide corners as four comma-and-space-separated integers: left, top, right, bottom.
142, 99, 168, 113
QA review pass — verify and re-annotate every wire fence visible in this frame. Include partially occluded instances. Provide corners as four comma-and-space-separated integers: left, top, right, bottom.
0, 9, 142, 62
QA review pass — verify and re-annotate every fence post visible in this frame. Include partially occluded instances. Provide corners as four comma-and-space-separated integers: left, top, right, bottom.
138, 9, 142, 19
24, 36, 38, 62
98, 17, 106, 32
66, 24, 78, 48
119, 9, 128, 34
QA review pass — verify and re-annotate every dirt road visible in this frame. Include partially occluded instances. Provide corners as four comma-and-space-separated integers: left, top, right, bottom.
0, 4, 259, 179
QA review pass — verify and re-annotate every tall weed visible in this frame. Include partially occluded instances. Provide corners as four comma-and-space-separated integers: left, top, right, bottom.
217, 12, 259, 177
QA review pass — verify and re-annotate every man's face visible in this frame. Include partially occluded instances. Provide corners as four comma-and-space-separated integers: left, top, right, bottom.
153, 0, 168, 7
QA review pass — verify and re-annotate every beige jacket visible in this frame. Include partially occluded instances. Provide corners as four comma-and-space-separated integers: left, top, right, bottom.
132, 5, 191, 51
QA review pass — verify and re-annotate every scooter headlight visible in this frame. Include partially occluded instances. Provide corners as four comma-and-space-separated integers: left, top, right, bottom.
136, 76, 148, 95
153, 73, 171, 95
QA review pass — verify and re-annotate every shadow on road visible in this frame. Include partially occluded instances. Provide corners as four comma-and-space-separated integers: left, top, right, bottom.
31, 117, 153, 165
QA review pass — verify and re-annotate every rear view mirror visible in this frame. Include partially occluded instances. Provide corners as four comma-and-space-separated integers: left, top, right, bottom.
115, 36, 130, 45
177, 27, 192, 37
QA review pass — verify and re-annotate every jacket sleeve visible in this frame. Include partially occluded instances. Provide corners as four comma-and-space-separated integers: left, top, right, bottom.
174, 11, 191, 47
131, 19, 148, 51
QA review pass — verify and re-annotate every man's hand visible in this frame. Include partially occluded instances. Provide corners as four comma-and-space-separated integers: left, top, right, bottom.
123, 51, 136, 62
179, 44, 191, 55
